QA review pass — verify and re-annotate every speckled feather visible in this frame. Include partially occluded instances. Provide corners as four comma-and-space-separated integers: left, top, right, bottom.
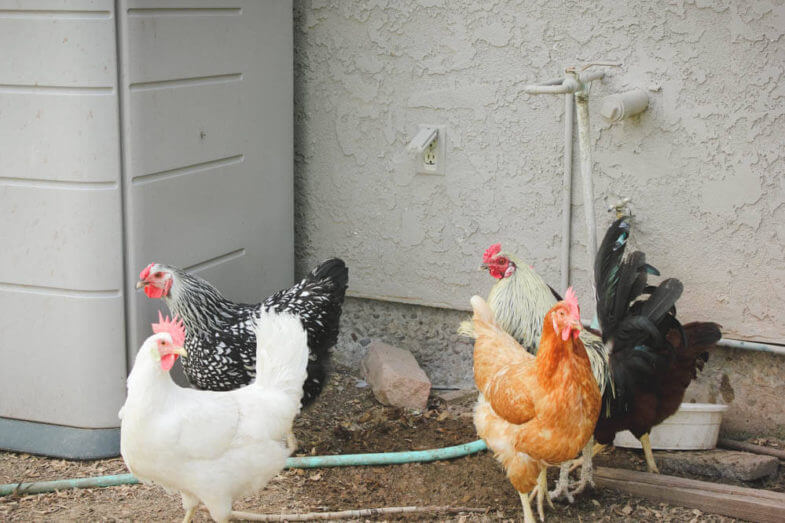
161, 259, 348, 406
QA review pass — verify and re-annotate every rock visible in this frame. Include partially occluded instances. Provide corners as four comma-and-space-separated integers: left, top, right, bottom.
656, 449, 779, 481
434, 388, 477, 404
360, 341, 431, 410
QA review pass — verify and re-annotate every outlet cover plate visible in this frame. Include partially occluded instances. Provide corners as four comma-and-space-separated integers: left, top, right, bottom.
417, 124, 446, 175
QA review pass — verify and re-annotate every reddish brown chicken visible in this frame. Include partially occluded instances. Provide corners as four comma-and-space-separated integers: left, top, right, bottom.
472, 289, 600, 522
592, 322, 721, 470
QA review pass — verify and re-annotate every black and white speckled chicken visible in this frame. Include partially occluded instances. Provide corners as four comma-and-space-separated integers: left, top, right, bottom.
137, 258, 348, 407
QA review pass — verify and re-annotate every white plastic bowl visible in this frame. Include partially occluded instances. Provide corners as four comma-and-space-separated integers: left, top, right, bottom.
613, 403, 729, 450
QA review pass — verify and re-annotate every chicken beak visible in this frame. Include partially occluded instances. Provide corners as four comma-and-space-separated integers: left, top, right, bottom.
570, 319, 583, 332
136, 280, 146, 289
172, 347, 187, 358
478, 264, 488, 271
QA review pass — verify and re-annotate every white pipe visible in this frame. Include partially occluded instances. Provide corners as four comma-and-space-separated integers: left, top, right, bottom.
581, 320, 785, 357
717, 338, 785, 356
524, 84, 573, 95
579, 69, 606, 83
526, 69, 605, 291
561, 93, 574, 292
524, 77, 580, 95
574, 89, 598, 290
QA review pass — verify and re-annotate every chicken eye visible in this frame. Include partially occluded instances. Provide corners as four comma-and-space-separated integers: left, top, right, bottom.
154, 272, 163, 278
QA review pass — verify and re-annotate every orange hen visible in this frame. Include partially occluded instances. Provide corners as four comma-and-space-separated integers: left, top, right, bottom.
472, 289, 600, 522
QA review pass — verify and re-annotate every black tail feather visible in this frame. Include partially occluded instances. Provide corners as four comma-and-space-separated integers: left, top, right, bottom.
595, 217, 692, 415
309, 257, 350, 291
266, 258, 348, 407
640, 278, 683, 325
595, 216, 631, 337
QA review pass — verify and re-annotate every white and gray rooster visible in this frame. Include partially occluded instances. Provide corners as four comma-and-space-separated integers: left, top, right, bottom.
137, 258, 348, 406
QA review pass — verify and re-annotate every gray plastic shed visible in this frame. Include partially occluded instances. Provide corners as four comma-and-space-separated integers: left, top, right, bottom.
0, 1, 293, 459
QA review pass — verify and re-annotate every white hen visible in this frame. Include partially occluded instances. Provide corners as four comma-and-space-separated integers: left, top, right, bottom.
119, 309, 309, 522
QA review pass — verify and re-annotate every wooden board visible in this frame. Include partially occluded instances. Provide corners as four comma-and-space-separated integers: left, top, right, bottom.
719, 439, 785, 461
595, 467, 785, 523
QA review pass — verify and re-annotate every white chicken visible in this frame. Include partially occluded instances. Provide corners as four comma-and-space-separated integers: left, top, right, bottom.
119, 310, 309, 522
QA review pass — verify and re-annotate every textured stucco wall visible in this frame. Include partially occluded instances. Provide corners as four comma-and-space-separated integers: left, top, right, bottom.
294, 0, 784, 344
294, 1, 785, 435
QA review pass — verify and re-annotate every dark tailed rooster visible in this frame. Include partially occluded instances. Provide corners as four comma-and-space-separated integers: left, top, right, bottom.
137, 258, 348, 407
593, 217, 722, 473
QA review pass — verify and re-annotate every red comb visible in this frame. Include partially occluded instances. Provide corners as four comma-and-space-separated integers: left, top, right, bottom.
564, 287, 581, 322
139, 263, 155, 280
151, 311, 186, 346
482, 243, 502, 264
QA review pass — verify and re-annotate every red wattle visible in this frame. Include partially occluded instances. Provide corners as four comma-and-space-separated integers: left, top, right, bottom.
561, 326, 571, 341
160, 353, 177, 371
145, 285, 165, 299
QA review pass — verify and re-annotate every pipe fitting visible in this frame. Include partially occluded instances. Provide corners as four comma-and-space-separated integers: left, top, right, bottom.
599, 89, 649, 122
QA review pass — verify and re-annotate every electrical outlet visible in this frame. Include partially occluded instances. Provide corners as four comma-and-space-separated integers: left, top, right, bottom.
417, 124, 446, 175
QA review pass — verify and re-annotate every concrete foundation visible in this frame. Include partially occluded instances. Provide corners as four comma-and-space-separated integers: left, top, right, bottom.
334, 296, 785, 439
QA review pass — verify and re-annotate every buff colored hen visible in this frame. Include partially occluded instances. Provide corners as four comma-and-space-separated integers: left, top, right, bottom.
471, 290, 600, 522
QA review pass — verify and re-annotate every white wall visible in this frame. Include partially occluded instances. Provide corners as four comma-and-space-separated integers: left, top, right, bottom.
294, 0, 785, 343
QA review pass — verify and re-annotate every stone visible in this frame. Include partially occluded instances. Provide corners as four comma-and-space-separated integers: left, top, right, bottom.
434, 388, 477, 404
656, 449, 779, 481
360, 341, 431, 410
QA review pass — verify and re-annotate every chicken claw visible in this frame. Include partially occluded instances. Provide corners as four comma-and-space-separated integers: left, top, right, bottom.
548, 463, 575, 503
570, 440, 597, 496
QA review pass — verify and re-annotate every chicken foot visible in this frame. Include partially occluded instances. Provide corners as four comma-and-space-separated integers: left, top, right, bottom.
570, 439, 597, 496
548, 440, 607, 502
640, 433, 660, 473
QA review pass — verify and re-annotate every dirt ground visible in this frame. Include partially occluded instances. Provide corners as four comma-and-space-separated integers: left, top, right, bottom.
1, 366, 782, 522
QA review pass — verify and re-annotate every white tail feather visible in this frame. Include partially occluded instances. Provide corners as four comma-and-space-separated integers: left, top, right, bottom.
253, 310, 310, 402
471, 295, 494, 324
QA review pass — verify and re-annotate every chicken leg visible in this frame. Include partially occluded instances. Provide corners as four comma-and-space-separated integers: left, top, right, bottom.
548, 463, 574, 503
181, 493, 199, 523
570, 439, 597, 496
182, 507, 196, 523
640, 433, 660, 473
535, 467, 553, 520
519, 492, 536, 523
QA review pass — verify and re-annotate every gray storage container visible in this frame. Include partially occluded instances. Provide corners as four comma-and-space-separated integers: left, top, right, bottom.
0, 0, 293, 459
